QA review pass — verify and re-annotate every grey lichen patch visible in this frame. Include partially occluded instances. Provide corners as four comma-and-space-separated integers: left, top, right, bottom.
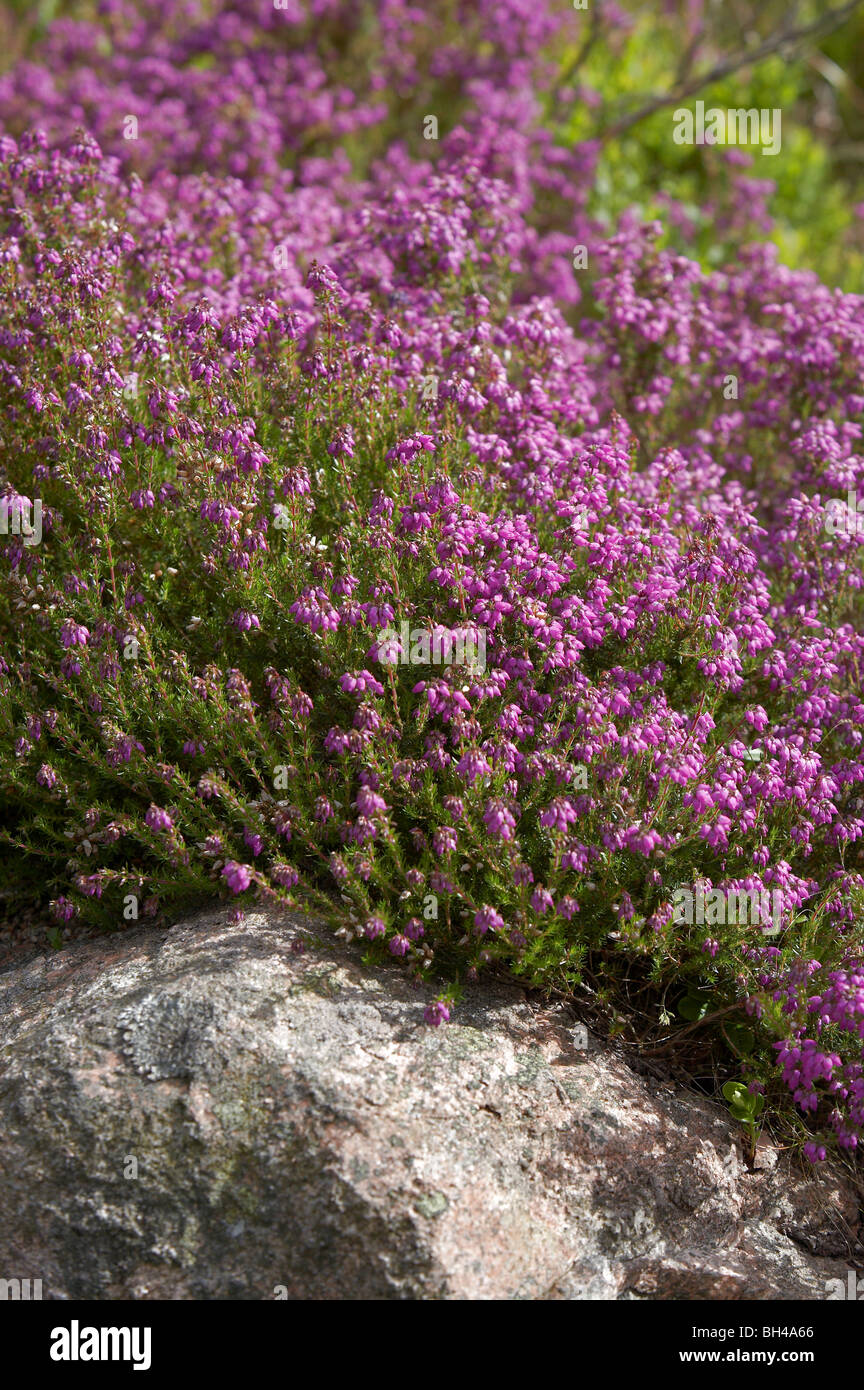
414, 1191, 449, 1219
117, 993, 216, 1081
289, 966, 344, 1000
513, 1044, 551, 1089
433, 1025, 494, 1060
349, 1156, 370, 1183
555, 1076, 598, 1104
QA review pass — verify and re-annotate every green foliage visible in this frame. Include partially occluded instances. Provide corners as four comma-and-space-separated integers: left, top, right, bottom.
722, 1079, 766, 1152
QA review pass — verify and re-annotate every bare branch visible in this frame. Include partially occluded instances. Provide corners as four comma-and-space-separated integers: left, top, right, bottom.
674, 25, 707, 87
554, 6, 602, 97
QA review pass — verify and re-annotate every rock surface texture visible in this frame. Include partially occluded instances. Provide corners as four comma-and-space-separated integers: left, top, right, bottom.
0, 907, 859, 1300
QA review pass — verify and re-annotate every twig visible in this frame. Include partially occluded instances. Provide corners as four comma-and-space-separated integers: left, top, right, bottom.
674, 26, 706, 87
554, 6, 602, 97
633, 1003, 742, 1056
806, 50, 864, 117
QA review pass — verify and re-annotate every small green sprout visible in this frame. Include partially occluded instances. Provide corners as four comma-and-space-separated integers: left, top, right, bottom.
722, 1079, 765, 1156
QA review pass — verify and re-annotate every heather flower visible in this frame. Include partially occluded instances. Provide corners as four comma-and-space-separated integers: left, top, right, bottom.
290, 588, 340, 632
327, 426, 355, 459
271, 864, 299, 888
483, 799, 517, 841
307, 261, 345, 301
531, 887, 555, 915
222, 861, 253, 894
340, 670, 384, 696
803, 1142, 827, 1163
279, 468, 311, 498
231, 610, 260, 632
432, 826, 458, 856
474, 906, 504, 934
354, 786, 388, 817
329, 854, 349, 883
244, 829, 263, 857
540, 798, 579, 832
76, 874, 103, 899
60, 620, 89, 649
456, 750, 491, 786
429, 871, 456, 895
145, 805, 173, 833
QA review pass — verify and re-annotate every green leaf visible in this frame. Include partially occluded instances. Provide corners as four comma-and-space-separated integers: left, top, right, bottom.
722, 1080, 749, 1105
679, 993, 710, 1021
722, 1080, 764, 1120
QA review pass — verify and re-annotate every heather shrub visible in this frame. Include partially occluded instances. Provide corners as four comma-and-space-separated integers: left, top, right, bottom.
2, 0, 864, 1163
